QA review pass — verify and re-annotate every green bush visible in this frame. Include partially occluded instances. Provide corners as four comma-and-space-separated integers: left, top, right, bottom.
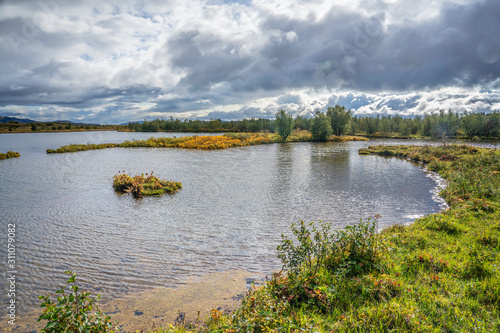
325, 219, 382, 277
0, 151, 20, 159
38, 271, 118, 332
310, 111, 332, 141
277, 219, 382, 279
113, 172, 182, 198
277, 220, 332, 277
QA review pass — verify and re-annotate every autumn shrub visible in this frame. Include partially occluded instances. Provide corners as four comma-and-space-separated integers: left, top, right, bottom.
113, 172, 182, 198
0, 151, 20, 159
325, 219, 382, 277
38, 271, 118, 332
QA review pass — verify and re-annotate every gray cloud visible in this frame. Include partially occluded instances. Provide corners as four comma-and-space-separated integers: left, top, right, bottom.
0, 0, 499, 123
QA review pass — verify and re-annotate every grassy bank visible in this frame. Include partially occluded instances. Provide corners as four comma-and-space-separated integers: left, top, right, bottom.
152, 144, 499, 332
0, 150, 20, 159
46, 132, 368, 154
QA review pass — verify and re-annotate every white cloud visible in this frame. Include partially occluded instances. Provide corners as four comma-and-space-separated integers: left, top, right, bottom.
0, 0, 499, 123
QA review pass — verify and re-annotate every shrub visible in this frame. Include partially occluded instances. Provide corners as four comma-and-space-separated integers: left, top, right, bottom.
0, 151, 20, 159
326, 219, 382, 277
277, 220, 331, 277
38, 271, 118, 332
113, 172, 182, 198
277, 219, 382, 279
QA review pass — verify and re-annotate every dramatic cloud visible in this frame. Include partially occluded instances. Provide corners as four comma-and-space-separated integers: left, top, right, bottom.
0, 0, 499, 123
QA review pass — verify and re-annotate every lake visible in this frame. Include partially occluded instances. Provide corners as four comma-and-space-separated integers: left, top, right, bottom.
0, 131, 447, 316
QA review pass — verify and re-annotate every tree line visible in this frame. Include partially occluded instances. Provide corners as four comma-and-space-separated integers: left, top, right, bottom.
129, 107, 500, 140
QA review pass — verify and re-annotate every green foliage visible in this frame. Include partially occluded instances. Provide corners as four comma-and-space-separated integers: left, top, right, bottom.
325, 219, 382, 277
0, 151, 20, 159
274, 110, 294, 141
186, 144, 500, 333
127, 117, 275, 133
326, 105, 352, 136
113, 172, 182, 198
311, 110, 332, 141
461, 111, 500, 138
277, 220, 332, 276
38, 271, 118, 332
293, 115, 313, 131
277, 219, 381, 278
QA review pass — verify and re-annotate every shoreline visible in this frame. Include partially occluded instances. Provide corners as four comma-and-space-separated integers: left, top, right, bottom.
8, 271, 267, 333
11, 143, 500, 332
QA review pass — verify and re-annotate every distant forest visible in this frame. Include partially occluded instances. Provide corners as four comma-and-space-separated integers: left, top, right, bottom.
129, 108, 500, 139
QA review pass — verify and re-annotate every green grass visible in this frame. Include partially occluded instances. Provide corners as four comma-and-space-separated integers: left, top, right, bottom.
148, 144, 500, 332
0, 150, 20, 159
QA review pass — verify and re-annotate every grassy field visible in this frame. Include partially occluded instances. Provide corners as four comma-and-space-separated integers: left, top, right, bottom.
150, 144, 500, 332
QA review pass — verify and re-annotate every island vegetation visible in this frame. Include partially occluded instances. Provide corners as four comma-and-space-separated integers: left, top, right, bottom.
0, 151, 20, 159
46, 132, 367, 154
38, 144, 500, 332
113, 172, 182, 198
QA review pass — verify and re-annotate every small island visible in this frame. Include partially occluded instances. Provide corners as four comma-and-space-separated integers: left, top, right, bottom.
46, 132, 368, 154
0, 151, 20, 160
113, 172, 182, 198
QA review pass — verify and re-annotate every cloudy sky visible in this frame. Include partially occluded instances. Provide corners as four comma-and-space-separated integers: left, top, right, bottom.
1, 0, 500, 124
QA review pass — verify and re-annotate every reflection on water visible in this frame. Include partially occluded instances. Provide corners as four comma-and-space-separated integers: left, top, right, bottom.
0, 132, 452, 315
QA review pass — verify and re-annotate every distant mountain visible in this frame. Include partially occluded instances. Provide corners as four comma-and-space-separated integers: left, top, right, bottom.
122, 120, 144, 125
52, 120, 100, 126
0, 116, 101, 126
0, 116, 36, 123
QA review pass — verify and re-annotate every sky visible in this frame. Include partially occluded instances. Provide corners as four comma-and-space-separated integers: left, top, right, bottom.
1, 0, 500, 124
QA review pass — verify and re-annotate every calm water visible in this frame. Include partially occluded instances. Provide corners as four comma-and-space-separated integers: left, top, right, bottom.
1, 131, 446, 315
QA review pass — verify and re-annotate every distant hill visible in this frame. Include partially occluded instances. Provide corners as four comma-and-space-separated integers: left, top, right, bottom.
0, 116, 35, 123
0, 116, 100, 126
52, 120, 100, 126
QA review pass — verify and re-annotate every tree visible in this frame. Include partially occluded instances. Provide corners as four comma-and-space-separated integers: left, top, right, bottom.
432, 109, 460, 138
326, 105, 352, 136
294, 115, 313, 131
275, 110, 294, 141
311, 111, 332, 141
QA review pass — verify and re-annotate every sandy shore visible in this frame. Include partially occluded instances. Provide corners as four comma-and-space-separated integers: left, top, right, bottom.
5, 270, 266, 333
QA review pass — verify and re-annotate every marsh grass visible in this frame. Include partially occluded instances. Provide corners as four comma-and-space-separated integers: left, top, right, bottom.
113, 172, 182, 198
0, 150, 20, 159
46, 131, 368, 154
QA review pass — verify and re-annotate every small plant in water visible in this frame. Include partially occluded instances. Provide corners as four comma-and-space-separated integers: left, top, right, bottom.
38, 270, 118, 332
113, 171, 182, 198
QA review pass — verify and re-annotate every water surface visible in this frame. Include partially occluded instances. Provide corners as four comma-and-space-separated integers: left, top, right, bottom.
0, 132, 446, 315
